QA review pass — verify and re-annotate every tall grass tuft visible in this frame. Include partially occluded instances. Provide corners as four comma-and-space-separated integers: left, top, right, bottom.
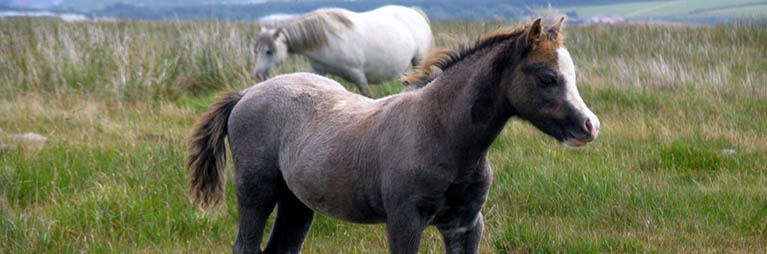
0, 19, 261, 101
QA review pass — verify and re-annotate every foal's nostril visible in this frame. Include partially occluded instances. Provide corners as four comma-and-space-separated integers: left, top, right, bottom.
585, 119, 594, 134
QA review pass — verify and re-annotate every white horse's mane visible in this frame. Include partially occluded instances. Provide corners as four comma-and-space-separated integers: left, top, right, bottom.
267, 9, 355, 51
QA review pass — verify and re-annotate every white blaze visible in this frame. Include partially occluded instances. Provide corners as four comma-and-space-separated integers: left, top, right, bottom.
557, 47, 600, 137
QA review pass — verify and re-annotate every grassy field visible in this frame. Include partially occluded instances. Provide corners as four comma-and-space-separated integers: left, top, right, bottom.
1, 18, 766, 253
561, 0, 767, 20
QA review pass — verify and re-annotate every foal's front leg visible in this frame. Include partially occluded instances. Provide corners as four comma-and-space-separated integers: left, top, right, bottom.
386, 208, 431, 254
438, 213, 484, 254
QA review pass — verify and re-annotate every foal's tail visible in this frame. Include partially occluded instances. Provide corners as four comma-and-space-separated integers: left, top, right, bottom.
187, 92, 243, 210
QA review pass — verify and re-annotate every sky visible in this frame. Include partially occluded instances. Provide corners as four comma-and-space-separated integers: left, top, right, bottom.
10, 0, 65, 9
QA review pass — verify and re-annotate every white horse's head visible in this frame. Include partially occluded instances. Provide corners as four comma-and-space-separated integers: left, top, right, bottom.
253, 27, 289, 80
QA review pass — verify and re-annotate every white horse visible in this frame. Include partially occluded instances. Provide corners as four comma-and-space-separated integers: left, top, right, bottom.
252, 5, 432, 97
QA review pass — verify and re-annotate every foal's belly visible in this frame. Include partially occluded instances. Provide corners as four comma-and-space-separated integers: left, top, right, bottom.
281, 166, 386, 224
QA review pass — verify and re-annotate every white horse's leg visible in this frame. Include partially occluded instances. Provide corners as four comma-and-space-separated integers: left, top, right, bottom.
308, 60, 328, 77
345, 69, 372, 98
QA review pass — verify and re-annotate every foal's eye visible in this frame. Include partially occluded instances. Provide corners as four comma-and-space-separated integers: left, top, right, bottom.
265, 50, 273, 56
539, 74, 557, 86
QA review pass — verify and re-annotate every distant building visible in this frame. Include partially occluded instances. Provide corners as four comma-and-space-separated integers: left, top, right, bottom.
258, 13, 298, 25
586, 15, 626, 25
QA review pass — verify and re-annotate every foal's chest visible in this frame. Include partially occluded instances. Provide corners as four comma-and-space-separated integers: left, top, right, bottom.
432, 169, 492, 224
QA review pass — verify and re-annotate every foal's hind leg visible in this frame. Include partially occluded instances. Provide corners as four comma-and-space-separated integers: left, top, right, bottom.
233, 163, 280, 254
263, 187, 314, 254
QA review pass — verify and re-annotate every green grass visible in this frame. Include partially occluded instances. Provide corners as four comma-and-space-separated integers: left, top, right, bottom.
2, 18, 767, 253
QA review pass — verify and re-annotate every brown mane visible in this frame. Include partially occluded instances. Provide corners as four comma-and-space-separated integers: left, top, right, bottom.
402, 20, 564, 89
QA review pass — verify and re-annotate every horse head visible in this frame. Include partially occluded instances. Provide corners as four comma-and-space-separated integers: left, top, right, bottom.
502, 18, 600, 147
253, 26, 289, 80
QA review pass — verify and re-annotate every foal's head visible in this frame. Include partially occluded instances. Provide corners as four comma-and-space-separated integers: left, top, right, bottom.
252, 27, 289, 80
502, 18, 600, 147
404, 18, 599, 146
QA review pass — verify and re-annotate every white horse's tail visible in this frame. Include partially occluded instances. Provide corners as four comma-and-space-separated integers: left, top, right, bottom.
410, 6, 430, 24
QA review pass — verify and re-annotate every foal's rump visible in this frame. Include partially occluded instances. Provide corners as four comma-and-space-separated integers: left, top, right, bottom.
227, 73, 355, 156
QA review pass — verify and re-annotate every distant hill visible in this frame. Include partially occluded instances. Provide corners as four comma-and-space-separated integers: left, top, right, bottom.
6, 0, 64, 9
57, 0, 258, 11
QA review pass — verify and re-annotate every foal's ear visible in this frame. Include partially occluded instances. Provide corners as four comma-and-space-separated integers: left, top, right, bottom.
525, 18, 543, 48
547, 17, 565, 39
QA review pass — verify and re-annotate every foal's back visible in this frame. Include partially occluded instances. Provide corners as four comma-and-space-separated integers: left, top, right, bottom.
232, 72, 378, 124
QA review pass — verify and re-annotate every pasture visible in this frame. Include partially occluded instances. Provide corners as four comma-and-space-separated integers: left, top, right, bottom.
1, 18, 766, 253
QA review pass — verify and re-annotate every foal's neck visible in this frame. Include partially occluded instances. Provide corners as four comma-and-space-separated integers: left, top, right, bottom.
418, 47, 513, 159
